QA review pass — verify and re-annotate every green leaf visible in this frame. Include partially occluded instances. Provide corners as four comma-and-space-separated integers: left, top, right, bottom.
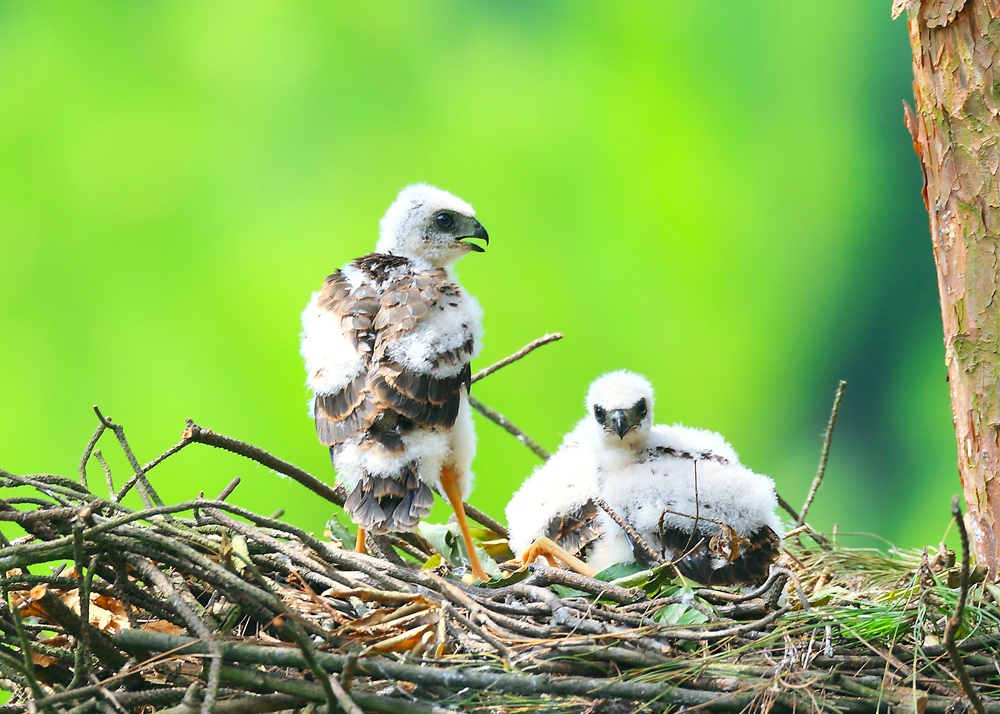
641, 562, 682, 596
653, 588, 710, 626
595, 561, 647, 582
417, 522, 461, 563
476, 567, 533, 589
420, 553, 445, 571
550, 583, 587, 599
417, 521, 503, 579
325, 514, 356, 546
654, 601, 710, 626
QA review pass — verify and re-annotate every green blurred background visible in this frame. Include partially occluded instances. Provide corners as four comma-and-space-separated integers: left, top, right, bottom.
0, 3, 954, 549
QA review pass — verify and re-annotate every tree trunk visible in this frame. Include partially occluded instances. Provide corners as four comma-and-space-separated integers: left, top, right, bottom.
901, 0, 1000, 574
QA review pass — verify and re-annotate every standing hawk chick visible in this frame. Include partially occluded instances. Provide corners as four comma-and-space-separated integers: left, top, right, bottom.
301, 184, 490, 581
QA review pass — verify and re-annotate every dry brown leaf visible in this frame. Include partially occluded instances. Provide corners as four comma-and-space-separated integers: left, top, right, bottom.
366, 623, 433, 653
29, 650, 59, 667
882, 683, 928, 714
140, 619, 185, 635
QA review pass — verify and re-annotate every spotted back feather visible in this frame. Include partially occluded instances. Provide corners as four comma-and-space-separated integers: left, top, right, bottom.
312, 254, 475, 446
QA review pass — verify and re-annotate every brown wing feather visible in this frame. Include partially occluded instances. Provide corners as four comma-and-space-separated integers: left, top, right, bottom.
659, 524, 780, 586
546, 499, 602, 558
312, 254, 476, 447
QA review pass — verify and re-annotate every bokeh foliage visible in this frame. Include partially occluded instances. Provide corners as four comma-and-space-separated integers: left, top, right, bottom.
0, 3, 954, 548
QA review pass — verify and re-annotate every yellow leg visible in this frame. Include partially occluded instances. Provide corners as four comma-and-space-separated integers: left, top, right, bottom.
518, 536, 598, 578
440, 465, 489, 582
355, 528, 367, 554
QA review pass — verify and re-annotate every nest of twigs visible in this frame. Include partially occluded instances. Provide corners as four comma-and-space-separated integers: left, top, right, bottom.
1, 408, 999, 714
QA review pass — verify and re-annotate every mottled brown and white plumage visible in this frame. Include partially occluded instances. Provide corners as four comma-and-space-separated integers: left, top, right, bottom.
507, 371, 783, 586
301, 184, 490, 579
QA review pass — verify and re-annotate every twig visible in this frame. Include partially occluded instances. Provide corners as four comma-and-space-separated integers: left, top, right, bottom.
468, 395, 549, 461
463, 502, 508, 538
796, 380, 846, 527
215, 477, 241, 502
117, 629, 879, 712
776, 493, 800, 522
594, 497, 664, 565
183, 421, 503, 537
93, 406, 165, 509
326, 674, 364, 714
659, 605, 792, 642
77, 421, 107, 488
215, 663, 453, 714
70, 525, 93, 689
523, 566, 646, 604
181, 420, 347, 507
121, 555, 223, 714
471, 332, 563, 384
2, 585, 54, 712
94, 450, 115, 502
159, 692, 306, 714
944, 495, 986, 714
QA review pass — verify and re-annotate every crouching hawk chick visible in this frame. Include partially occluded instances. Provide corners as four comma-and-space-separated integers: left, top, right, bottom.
507, 371, 783, 586
301, 184, 490, 581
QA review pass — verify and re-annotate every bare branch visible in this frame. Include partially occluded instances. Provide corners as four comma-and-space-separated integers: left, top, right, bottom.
181, 419, 347, 507
471, 332, 563, 384
797, 380, 846, 527
468, 395, 549, 461
945, 496, 987, 714
594, 497, 664, 565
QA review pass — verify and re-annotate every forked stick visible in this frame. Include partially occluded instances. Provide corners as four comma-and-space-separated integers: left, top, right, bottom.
468, 333, 564, 461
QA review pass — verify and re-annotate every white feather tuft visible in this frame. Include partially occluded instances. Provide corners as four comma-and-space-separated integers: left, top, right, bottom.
376, 184, 478, 267
586, 370, 654, 415
505, 424, 597, 556
300, 290, 364, 395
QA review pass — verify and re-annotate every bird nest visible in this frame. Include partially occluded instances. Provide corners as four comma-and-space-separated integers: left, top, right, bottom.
2, 407, 999, 714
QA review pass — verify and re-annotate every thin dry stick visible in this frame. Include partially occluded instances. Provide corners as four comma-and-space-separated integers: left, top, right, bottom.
77, 421, 107, 488
181, 420, 347, 508
93, 406, 165, 509
594, 497, 664, 565
471, 332, 563, 384
94, 450, 115, 503
468, 395, 549, 461
944, 495, 986, 714
463, 502, 508, 538
181, 420, 505, 535
776, 494, 800, 522
326, 674, 364, 714
467, 332, 564, 461
796, 380, 846, 527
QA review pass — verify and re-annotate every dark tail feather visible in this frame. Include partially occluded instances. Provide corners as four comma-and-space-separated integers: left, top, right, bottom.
342, 466, 434, 534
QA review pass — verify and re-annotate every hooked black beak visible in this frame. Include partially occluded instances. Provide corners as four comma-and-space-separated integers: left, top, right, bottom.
610, 409, 631, 439
459, 221, 489, 253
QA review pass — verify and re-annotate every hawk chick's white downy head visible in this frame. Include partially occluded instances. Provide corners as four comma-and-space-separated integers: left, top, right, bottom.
376, 184, 489, 268
585, 370, 655, 442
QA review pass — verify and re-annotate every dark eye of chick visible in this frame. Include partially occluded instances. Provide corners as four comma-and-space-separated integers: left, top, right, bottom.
593, 406, 606, 423
434, 212, 455, 230
636, 399, 647, 418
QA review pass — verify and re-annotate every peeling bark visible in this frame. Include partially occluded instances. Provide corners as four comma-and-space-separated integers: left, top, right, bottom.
902, 0, 1000, 574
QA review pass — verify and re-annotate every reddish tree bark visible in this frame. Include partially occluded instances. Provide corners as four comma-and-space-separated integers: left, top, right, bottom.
900, 0, 1000, 574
